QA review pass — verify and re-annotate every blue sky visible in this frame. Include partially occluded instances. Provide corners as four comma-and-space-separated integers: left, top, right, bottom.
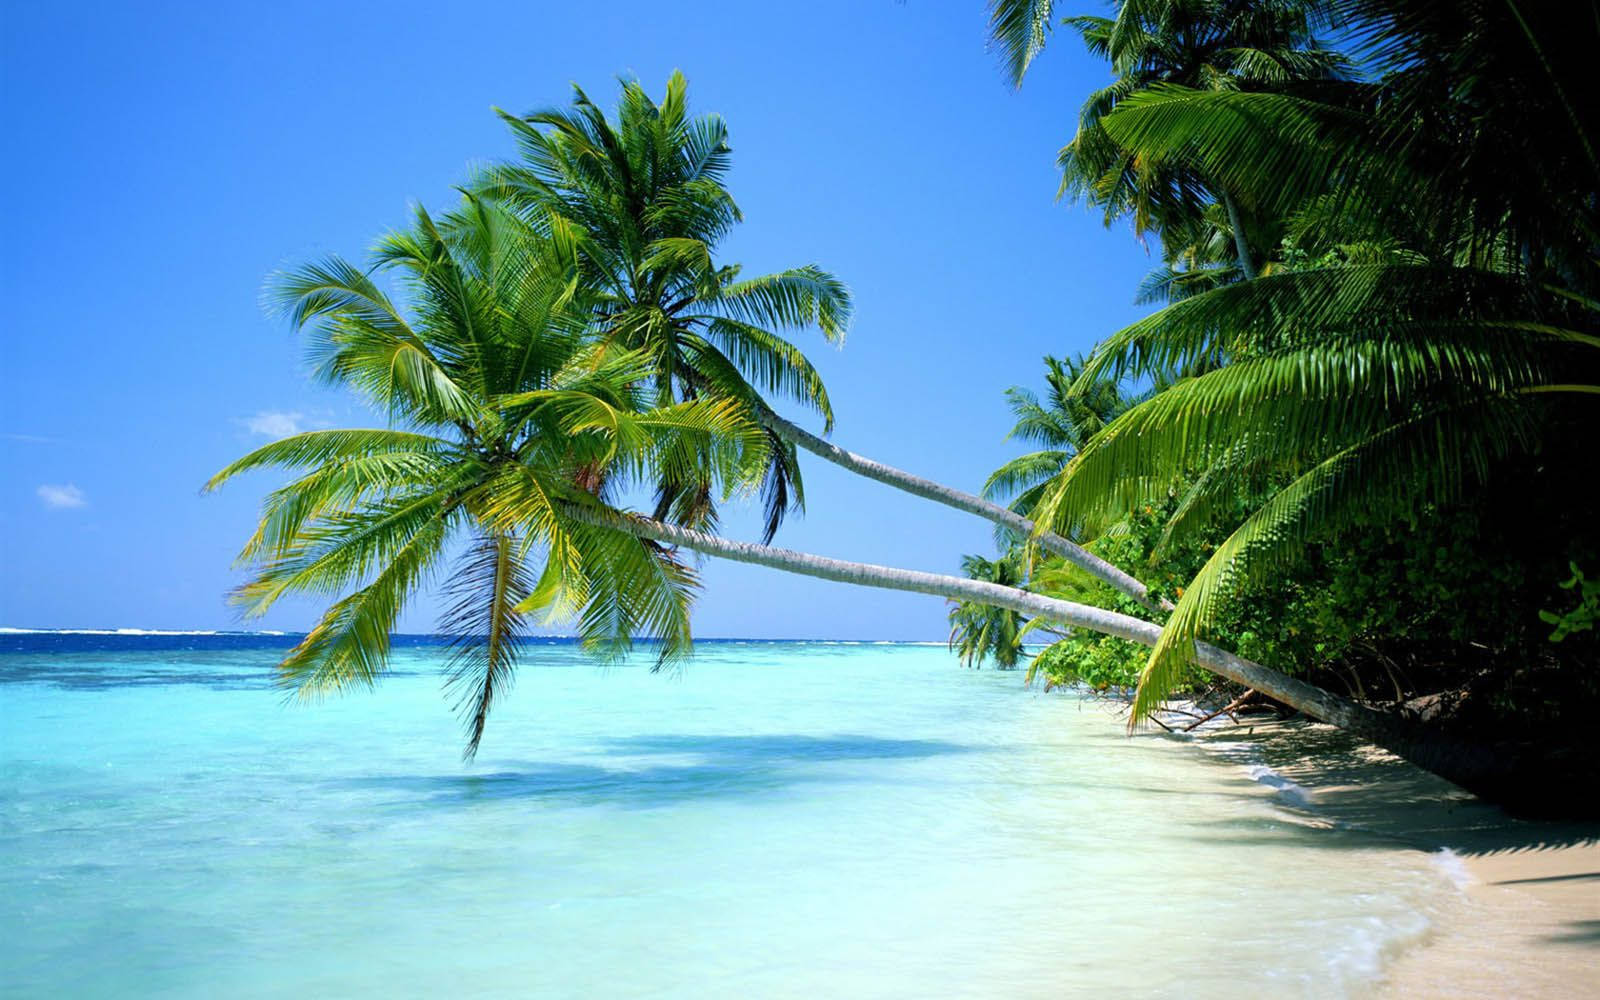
1, 1, 1158, 639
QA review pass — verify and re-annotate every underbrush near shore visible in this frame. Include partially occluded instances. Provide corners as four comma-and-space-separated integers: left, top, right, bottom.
1018, 446, 1600, 758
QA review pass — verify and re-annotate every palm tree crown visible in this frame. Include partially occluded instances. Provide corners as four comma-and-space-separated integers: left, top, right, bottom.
991, 0, 1349, 280
984, 354, 1136, 521
209, 197, 765, 757
476, 72, 852, 542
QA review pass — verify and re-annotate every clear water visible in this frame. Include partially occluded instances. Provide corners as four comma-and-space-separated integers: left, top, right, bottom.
1, 636, 1462, 998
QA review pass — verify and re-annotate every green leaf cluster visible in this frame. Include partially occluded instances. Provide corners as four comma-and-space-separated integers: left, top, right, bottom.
1540, 564, 1599, 644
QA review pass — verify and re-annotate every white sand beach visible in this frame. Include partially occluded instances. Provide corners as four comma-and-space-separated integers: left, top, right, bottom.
1182, 716, 1599, 998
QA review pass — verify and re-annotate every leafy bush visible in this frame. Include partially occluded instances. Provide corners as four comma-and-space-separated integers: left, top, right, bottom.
1540, 564, 1598, 643
1024, 449, 1600, 730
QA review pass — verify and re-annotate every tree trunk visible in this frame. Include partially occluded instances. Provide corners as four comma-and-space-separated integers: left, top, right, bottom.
1222, 189, 1258, 278
583, 506, 1536, 805
593, 510, 1374, 729
758, 408, 1169, 612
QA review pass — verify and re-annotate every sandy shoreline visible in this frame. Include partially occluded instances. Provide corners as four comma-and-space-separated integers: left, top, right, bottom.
1170, 714, 1599, 998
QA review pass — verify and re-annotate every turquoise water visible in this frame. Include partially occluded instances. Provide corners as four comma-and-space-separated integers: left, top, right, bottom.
2, 636, 1462, 998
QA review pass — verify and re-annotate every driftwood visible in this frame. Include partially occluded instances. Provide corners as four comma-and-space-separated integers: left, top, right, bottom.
1183, 689, 1258, 732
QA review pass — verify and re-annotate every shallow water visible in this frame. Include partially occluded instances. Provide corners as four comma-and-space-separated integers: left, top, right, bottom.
1, 636, 1465, 998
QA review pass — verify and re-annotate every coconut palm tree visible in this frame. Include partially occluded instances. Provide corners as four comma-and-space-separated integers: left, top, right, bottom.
207, 196, 767, 758
218, 174, 1531, 803
1029, 0, 1600, 723
983, 354, 1134, 521
216, 193, 1378, 771
948, 550, 1030, 668
478, 73, 1169, 610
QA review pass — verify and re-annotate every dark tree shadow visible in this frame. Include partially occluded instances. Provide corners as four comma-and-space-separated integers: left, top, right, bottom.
1540, 920, 1600, 946
1177, 719, 1600, 857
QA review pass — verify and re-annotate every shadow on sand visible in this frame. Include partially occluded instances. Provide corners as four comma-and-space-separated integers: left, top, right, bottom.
1178, 718, 1600, 859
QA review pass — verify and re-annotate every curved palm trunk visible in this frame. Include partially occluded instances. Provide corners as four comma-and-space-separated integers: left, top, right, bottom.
1221, 190, 1258, 279
758, 408, 1170, 612
606, 508, 1372, 727
587, 507, 1532, 804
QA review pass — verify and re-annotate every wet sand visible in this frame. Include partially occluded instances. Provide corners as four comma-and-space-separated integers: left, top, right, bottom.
1178, 715, 1600, 998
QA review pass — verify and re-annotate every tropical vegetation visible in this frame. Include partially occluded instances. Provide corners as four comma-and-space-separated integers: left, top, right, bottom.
980, 0, 1599, 803
947, 550, 1030, 668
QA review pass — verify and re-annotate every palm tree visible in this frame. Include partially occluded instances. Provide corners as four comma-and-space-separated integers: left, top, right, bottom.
1030, 0, 1600, 723
207, 196, 766, 758
479, 74, 1169, 610
948, 550, 1030, 668
988, 0, 1349, 276
983, 354, 1133, 521
473, 72, 847, 544
217, 163, 1528, 802
214, 188, 1385, 773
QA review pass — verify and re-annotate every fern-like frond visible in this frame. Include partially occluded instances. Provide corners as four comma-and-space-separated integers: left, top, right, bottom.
709, 266, 853, 343
987, 0, 1059, 87
205, 429, 454, 492
274, 513, 453, 698
441, 532, 535, 760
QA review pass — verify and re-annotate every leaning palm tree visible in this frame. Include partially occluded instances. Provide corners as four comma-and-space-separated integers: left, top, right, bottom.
207, 196, 766, 757
215, 193, 1383, 772
217, 179, 1525, 801
479, 73, 1167, 609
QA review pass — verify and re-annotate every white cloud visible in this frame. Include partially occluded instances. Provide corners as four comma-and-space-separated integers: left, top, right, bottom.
242, 410, 305, 438
37, 484, 87, 509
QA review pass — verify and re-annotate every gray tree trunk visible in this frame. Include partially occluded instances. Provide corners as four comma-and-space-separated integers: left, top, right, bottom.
759, 408, 1168, 612
588, 507, 1521, 802
1222, 189, 1258, 278
600, 508, 1380, 731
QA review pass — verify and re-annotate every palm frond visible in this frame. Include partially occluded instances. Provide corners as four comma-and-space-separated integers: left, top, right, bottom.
441, 532, 534, 760
709, 266, 852, 343
274, 513, 453, 698
987, 0, 1059, 87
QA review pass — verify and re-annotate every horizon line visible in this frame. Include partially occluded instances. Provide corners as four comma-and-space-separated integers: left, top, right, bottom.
0, 627, 949, 643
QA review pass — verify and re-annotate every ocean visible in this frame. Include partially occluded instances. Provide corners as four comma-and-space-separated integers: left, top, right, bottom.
1, 633, 1466, 997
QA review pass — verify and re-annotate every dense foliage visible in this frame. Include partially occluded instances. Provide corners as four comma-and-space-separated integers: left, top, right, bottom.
986, 0, 1600, 731
1024, 459, 1600, 739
